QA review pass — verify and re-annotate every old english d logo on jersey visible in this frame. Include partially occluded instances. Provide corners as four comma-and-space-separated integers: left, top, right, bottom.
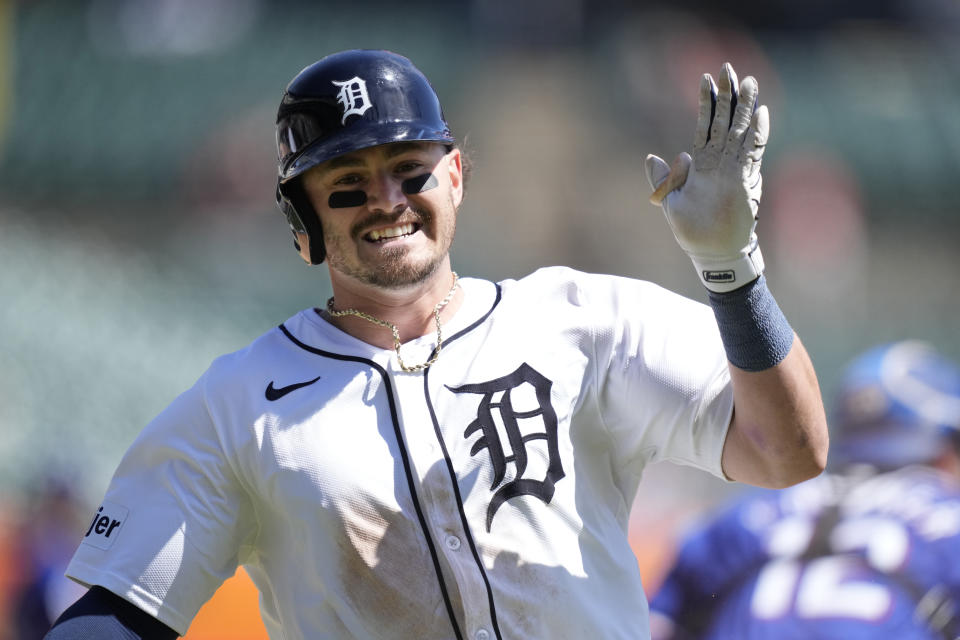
449, 363, 565, 531
332, 76, 372, 124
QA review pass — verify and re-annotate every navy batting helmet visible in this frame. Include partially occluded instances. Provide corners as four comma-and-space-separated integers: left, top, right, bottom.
275, 49, 455, 264
830, 340, 960, 469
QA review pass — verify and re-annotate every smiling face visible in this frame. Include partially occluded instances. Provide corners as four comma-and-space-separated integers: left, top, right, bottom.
301, 142, 463, 290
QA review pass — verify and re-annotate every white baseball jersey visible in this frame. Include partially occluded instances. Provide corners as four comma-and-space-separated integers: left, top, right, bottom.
66, 266, 734, 639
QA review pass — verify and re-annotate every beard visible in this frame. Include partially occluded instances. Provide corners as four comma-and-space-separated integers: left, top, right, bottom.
323, 202, 457, 289
357, 242, 445, 288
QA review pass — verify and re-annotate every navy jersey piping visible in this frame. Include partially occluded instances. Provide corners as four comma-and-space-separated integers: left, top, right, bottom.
276, 323, 464, 639
423, 283, 505, 639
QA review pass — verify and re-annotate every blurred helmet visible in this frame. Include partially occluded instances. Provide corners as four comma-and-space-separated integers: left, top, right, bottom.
275, 49, 455, 264
830, 340, 960, 469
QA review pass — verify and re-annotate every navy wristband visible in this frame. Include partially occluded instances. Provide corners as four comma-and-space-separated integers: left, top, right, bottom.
707, 275, 794, 372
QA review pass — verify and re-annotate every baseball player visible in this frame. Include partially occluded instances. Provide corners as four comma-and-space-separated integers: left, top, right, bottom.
46, 50, 827, 639
649, 341, 960, 640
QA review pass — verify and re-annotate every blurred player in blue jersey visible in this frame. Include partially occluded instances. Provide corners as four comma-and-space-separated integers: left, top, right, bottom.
649, 340, 960, 640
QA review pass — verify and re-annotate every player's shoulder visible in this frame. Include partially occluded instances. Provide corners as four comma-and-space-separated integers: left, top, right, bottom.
499, 266, 705, 322
501, 266, 665, 306
201, 309, 315, 389
506, 265, 647, 289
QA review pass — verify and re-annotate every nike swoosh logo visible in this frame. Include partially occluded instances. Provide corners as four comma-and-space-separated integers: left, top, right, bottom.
265, 375, 322, 401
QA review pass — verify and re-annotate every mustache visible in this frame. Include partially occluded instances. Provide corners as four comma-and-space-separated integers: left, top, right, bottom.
350, 206, 432, 238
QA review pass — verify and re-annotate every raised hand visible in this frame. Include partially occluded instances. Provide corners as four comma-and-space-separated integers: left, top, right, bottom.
646, 63, 769, 293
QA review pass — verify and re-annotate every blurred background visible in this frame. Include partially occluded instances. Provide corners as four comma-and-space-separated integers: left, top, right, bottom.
1, 0, 959, 636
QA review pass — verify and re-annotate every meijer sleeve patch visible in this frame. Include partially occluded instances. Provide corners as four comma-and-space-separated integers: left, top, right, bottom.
81, 500, 129, 550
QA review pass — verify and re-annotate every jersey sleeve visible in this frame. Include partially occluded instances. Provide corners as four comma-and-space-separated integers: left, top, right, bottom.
587, 274, 734, 478
65, 368, 256, 636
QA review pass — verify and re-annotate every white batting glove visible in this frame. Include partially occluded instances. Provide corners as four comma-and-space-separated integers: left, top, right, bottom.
645, 63, 769, 293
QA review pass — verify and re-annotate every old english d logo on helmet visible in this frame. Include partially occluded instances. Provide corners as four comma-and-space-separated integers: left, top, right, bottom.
332, 77, 372, 124
274, 49, 455, 265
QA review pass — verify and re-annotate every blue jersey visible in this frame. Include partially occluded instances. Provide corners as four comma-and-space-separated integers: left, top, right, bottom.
650, 466, 960, 640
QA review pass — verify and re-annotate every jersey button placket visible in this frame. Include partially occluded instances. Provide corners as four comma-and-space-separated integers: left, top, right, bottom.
475, 629, 490, 640
444, 534, 461, 551
393, 372, 498, 636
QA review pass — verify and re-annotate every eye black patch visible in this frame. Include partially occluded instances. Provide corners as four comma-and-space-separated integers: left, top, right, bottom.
402, 173, 438, 195
328, 191, 367, 208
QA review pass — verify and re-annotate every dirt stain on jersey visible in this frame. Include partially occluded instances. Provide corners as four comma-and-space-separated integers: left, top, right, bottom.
339, 498, 464, 638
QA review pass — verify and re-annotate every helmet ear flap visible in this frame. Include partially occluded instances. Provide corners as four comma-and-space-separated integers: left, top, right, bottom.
276, 181, 326, 265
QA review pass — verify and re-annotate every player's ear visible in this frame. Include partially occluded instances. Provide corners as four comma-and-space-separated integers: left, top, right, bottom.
446, 146, 463, 207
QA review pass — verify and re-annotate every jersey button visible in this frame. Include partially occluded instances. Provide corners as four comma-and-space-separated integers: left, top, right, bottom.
475, 630, 490, 640
444, 535, 461, 551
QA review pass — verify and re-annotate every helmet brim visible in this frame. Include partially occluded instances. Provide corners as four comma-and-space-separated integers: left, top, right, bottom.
280, 122, 454, 184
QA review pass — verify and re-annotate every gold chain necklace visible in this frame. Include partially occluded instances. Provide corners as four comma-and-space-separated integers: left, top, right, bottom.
325, 272, 459, 373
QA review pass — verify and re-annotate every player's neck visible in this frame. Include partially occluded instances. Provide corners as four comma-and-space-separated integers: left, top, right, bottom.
325, 266, 463, 349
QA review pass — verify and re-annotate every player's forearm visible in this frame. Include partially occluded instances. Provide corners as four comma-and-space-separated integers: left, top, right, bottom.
642, 63, 827, 486
722, 338, 828, 487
